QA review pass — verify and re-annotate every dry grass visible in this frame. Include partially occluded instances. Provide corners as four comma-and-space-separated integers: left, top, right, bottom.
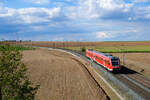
3, 41, 150, 48
112, 53, 150, 77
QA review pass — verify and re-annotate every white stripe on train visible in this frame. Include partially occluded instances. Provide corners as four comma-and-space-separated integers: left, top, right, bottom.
87, 54, 113, 71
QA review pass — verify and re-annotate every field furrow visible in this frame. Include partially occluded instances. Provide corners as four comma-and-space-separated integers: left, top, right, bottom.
22, 48, 109, 100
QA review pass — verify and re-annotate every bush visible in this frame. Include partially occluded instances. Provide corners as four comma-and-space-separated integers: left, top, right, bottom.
0, 45, 39, 100
81, 47, 86, 52
0, 45, 34, 51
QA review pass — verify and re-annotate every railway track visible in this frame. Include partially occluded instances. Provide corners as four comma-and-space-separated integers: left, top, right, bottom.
59, 48, 150, 100
126, 73, 150, 89
114, 74, 150, 100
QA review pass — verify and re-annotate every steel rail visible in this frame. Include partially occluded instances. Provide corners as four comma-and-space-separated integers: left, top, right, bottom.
121, 74, 150, 94
54, 48, 145, 100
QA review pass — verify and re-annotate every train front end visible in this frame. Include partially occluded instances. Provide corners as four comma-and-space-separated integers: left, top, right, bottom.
111, 57, 121, 71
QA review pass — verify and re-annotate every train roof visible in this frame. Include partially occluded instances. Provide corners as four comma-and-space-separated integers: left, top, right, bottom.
88, 49, 118, 59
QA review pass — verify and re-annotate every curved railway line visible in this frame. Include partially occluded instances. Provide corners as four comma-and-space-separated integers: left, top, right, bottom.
59, 48, 150, 100
115, 74, 150, 100
126, 73, 150, 88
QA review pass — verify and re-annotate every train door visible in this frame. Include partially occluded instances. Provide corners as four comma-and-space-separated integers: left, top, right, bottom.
91, 53, 96, 62
106, 59, 111, 70
103, 59, 106, 67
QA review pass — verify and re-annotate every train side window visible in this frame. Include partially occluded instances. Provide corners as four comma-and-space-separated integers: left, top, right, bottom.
96, 56, 99, 60
98, 57, 102, 61
104, 60, 109, 65
97, 56, 99, 60
108, 61, 110, 65
96, 56, 103, 61
104, 60, 106, 64
96, 56, 98, 60
98, 57, 100, 60
89, 53, 91, 56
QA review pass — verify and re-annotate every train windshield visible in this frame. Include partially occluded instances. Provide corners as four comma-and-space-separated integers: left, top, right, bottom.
111, 58, 119, 66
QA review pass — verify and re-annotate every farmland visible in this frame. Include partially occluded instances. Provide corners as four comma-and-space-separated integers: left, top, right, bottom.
65, 45, 150, 53
3, 41, 150, 77
2, 41, 150, 48
22, 48, 109, 100
112, 53, 150, 77
2, 41, 150, 99
0, 44, 109, 100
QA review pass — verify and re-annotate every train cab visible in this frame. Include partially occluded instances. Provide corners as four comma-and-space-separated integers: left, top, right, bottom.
110, 57, 121, 71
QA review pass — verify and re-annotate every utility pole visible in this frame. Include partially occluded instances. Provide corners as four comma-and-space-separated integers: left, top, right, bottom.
90, 55, 94, 67
120, 47, 125, 66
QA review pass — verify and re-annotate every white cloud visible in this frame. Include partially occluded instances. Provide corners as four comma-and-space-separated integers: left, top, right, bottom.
96, 0, 125, 10
0, 7, 16, 17
145, 13, 150, 19
26, 0, 50, 5
17, 7, 61, 24
133, 6, 150, 20
125, 30, 138, 33
66, 0, 133, 19
30, 26, 45, 31
65, 0, 74, 2
0, 2, 3, 6
52, 37, 64, 41
96, 32, 110, 39
133, 0, 150, 3
95, 29, 138, 39
0, 6, 61, 24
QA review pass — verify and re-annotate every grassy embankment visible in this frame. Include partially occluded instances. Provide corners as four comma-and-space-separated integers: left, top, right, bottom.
64, 45, 150, 53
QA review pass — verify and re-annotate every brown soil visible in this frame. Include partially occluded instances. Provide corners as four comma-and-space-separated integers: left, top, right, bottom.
4, 41, 150, 47
112, 53, 150, 77
22, 48, 109, 100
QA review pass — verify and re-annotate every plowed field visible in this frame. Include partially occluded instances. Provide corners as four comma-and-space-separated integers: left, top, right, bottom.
112, 53, 150, 77
22, 49, 109, 100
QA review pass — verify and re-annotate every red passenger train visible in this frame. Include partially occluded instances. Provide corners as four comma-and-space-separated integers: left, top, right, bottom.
86, 49, 121, 71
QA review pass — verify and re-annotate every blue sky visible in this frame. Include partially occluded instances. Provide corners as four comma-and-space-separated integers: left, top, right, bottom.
0, 0, 150, 41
